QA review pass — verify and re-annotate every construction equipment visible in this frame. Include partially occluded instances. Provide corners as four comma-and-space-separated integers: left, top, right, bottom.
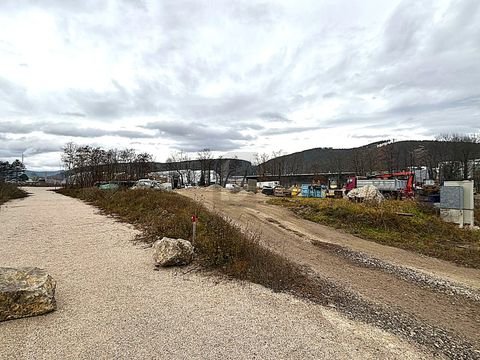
345, 172, 415, 199
261, 185, 291, 197
273, 186, 292, 197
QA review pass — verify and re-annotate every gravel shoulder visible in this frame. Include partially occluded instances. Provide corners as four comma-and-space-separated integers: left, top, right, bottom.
0, 187, 432, 359
179, 188, 480, 355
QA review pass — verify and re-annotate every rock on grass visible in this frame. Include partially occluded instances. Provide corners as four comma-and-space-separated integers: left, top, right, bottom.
153, 237, 194, 267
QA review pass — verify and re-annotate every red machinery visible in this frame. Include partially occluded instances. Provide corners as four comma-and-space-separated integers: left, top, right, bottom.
345, 171, 415, 198
375, 171, 415, 198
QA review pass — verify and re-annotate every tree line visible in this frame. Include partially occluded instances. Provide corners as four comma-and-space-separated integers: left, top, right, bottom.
0, 160, 26, 182
166, 148, 248, 187
259, 134, 480, 180
62, 143, 251, 188
61, 142, 153, 187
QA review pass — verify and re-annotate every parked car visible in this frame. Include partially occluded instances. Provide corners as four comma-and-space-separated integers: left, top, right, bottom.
132, 179, 172, 191
261, 186, 275, 195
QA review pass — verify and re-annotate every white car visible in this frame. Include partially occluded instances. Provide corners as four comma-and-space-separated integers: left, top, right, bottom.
132, 179, 172, 191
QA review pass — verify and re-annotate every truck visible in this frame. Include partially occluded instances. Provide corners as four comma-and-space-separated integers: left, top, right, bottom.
257, 181, 280, 189
345, 172, 414, 199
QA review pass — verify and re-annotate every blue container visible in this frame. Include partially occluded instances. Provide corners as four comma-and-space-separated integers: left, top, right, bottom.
301, 184, 311, 197
301, 184, 325, 198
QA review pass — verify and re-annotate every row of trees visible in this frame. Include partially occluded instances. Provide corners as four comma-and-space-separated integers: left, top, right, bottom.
435, 134, 479, 182
62, 143, 251, 188
166, 148, 247, 187
62, 142, 153, 187
0, 160, 26, 182
256, 134, 480, 187
351, 134, 480, 180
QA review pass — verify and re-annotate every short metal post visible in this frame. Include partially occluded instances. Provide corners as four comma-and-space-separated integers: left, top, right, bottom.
191, 215, 197, 245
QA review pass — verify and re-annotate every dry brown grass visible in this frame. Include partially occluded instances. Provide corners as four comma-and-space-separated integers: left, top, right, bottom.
0, 183, 28, 205
268, 197, 480, 268
57, 187, 306, 292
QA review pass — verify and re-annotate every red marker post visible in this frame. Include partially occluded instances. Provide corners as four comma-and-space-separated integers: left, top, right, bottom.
191, 215, 198, 245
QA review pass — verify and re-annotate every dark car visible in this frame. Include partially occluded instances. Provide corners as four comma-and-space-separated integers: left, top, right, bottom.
261, 186, 274, 195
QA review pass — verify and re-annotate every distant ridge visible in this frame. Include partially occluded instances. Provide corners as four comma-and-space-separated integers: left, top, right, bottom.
260, 140, 480, 176
25, 170, 64, 178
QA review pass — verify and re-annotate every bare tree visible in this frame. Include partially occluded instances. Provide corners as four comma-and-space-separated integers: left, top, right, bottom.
167, 150, 190, 186
119, 148, 137, 180
253, 152, 271, 180
61, 142, 153, 187
436, 133, 479, 181
197, 148, 213, 186
135, 152, 153, 179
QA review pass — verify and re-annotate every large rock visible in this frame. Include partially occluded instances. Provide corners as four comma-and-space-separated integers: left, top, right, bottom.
347, 185, 384, 203
153, 237, 194, 267
0, 267, 56, 322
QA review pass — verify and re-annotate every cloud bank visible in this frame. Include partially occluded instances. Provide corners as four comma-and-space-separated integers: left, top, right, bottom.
0, 0, 479, 169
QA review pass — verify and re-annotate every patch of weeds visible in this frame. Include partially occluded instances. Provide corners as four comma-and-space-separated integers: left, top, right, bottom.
0, 183, 28, 205
268, 197, 480, 268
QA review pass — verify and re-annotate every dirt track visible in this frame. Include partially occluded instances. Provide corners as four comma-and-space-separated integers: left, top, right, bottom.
179, 188, 480, 358
0, 187, 434, 359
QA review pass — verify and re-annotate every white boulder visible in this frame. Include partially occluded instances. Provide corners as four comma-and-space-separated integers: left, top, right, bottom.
152, 237, 194, 267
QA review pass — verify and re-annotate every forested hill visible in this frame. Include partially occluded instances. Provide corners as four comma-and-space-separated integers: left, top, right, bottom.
260, 140, 480, 176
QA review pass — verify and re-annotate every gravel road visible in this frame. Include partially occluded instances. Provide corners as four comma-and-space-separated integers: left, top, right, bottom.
179, 187, 480, 359
0, 188, 432, 359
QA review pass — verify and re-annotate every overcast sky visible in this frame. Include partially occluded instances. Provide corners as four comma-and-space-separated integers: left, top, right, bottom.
0, 0, 479, 170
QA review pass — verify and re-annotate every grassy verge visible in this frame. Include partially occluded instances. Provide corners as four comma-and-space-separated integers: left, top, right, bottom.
475, 196, 480, 226
268, 197, 480, 269
0, 183, 28, 205
57, 187, 308, 292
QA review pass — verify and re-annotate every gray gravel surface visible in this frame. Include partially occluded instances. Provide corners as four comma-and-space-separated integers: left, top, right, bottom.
0, 187, 433, 359
179, 188, 480, 351
312, 240, 480, 302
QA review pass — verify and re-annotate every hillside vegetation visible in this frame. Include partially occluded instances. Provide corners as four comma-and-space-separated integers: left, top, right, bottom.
261, 140, 480, 179
0, 183, 28, 205
269, 197, 480, 268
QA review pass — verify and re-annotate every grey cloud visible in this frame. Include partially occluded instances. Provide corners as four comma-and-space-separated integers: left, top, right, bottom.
382, 1, 430, 58
384, 95, 480, 117
41, 123, 155, 138
322, 92, 337, 98
231, 122, 264, 131
0, 121, 38, 134
69, 90, 126, 119
59, 112, 86, 117
1, 0, 480, 166
0, 77, 32, 115
0, 137, 61, 158
259, 112, 291, 123
260, 126, 319, 136
350, 134, 391, 140
143, 121, 253, 152
0, 120, 155, 139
